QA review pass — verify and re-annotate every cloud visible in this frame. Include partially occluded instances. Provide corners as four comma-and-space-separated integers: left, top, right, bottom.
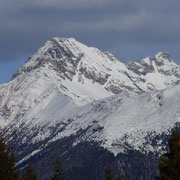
0, 0, 119, 11
0, 0, 180, 64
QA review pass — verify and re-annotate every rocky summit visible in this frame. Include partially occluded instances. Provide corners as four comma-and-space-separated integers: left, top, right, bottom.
0, 37, 180, 179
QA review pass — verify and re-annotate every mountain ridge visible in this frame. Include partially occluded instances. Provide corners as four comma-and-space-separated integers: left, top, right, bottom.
10, 37, 180, 97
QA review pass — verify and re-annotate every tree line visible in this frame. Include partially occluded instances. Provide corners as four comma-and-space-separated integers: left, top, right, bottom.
0, 130, 180, 180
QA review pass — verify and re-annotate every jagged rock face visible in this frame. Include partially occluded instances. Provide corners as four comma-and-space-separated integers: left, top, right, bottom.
0, 37, 180, 179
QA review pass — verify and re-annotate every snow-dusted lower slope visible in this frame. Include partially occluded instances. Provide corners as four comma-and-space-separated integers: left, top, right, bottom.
3, 82, 180, 159
0, 37, 180, 166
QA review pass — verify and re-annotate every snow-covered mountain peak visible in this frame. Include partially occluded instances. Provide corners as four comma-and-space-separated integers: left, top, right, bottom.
155, 52, 172, 63
2, 39, 177, 117
153, 52, 178, 70
0, 37, 180, 169
12, 37, 121, 80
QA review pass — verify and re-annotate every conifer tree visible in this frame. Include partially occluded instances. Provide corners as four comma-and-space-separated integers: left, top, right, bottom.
22, 163, 37, 180
156, 130, 180, 180
51, 154, 66, 180
0, 135, 19, 180
117, 172, 126, 180
105, 165, 114, 180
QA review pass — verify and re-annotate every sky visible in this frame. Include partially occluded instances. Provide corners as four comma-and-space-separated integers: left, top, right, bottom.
0, 0, 180, 84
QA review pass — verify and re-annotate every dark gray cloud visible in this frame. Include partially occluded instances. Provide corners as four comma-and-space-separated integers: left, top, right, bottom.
0, 0, 180, 64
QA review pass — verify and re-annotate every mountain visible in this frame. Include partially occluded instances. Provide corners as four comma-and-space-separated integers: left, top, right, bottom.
0, 37, 180, 179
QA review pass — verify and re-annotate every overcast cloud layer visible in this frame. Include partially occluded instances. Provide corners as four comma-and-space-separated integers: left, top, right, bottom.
0, 0, 180, 64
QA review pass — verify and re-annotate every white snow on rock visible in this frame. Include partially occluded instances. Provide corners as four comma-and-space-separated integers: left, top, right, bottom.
0, 37, 179, 159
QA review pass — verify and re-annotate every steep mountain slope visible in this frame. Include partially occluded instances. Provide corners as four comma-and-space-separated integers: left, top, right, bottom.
0, 37, 180, 179
5, 82, 180, 155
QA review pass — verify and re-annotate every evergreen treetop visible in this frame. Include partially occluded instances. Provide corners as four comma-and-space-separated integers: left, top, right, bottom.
0, 134, 19, 180
51, 153, 66, 180
156, 129, 180, 180
22, 163, 37, 180
105, 165, 114, 180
